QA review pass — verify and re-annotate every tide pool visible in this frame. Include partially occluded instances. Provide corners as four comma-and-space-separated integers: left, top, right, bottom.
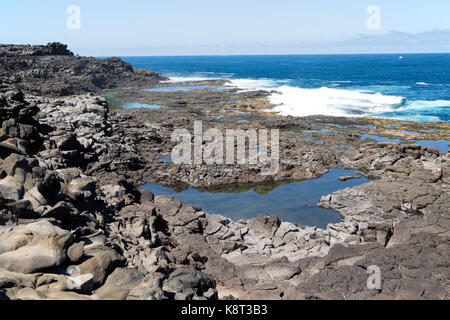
122, 102, 164, 109
142, 168, 370, 229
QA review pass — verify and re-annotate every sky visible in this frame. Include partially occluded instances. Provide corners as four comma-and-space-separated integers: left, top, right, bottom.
1, 0, 450, 56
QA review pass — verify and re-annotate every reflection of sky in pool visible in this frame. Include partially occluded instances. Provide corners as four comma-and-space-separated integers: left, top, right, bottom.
122, 102, 164, 109
304, 129, 340, 134
157, 155, 172, 163
142, 168, 370, 229
227, 110, 250, 114
412, 140, 449, 153
208, 114, 224, 119
361, 134, 402, 143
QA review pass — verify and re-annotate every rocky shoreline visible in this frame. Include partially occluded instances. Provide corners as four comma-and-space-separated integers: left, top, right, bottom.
0, 43, 448, 300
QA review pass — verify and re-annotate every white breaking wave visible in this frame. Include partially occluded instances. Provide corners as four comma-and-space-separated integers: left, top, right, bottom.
267, 86, 405, 117
397, 100, 450, 111
225, 78, 290, 91
162, 75, 449, 120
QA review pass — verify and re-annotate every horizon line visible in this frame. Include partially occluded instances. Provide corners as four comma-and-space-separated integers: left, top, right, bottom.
91, 51, 450, 58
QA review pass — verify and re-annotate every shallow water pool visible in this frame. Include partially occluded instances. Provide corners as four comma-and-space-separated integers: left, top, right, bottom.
142, 168, 370, 228
361, 134, 402, 143
412, 140, 449, 153
122, 102, 164, 109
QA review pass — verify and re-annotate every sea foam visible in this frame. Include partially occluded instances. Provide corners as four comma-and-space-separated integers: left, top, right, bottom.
267, 85, 405, 117
167, 75, 449, 122
225, 78, 290, 91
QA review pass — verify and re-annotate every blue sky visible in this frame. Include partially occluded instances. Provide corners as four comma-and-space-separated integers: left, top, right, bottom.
1, 0, 450, 55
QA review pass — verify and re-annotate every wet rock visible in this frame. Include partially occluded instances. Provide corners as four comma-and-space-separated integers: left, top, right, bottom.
339, 175, 360, 181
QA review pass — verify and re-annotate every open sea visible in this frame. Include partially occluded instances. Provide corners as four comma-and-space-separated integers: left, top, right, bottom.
122, 54, 450, 123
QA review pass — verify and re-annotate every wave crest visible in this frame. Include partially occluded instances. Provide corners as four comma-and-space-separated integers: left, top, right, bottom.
267, 86, 406, 117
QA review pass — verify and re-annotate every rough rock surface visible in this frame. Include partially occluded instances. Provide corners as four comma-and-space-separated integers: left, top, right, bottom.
0, 43, 448, 300
0, 90, 218, 300
0, 43, 167, 96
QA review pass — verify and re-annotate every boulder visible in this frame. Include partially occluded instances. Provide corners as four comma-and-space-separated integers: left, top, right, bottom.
127, 272, 166, 300
7, 199, 37, 219
95, 267, 144, 300
0, 142, 27, 158
139, 189, 154, 203
41, 201, 76, 221
44, 290, 94, 300
0, 238, 65, 273
0, 232, 34, 255
154, 195, 182, 217
78, 247, 125, 288
0, 267, 37, 289
64, 177, 97, 201
65, 268, 94, 294
163, 268, 216, 297
0, 176, 24, 201
25, 219, 70, 238
67, 241, 85, 263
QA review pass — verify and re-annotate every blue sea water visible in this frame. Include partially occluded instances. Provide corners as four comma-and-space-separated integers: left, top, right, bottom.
121, 54, 450, 123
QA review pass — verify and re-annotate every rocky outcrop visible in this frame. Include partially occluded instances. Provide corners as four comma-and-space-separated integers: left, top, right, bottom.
0, 43, 73, 57
319, 142, 449, 220
0, 90, 216, 300
0, 44, 448, 300
0, 43, 167, 96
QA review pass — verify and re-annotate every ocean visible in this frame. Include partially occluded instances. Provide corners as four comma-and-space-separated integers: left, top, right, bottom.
121, 54, 450, 123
